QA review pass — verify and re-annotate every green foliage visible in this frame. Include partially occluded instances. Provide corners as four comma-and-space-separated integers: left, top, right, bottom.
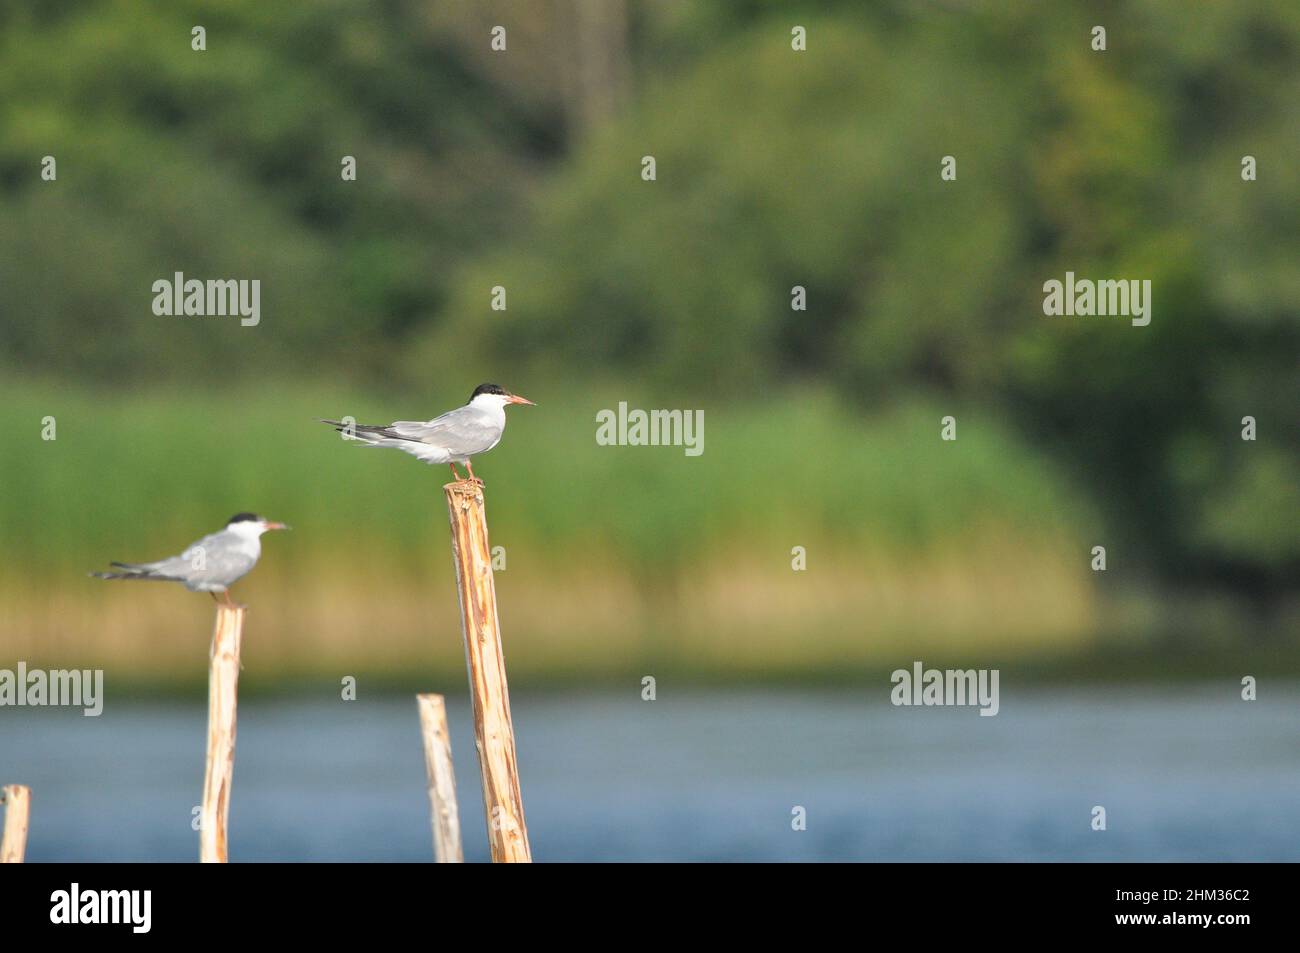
0, 0, 558, 382
0, 1, 1294, 595
0, 380, 1088, 577
419, 2, 1299, 586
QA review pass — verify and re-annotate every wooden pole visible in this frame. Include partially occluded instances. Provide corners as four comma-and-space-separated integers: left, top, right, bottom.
199, 602, 245, 863
443, 481, 531, 862
0, 784, 31, 863
417, 693, 464, 863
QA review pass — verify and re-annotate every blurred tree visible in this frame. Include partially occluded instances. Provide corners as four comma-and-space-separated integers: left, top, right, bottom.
418, 1, 1298, 600
0, 0, 568, 382
0, 0, 1294, 602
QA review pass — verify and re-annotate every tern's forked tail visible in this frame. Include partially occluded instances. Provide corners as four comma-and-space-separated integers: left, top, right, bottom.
88, 564, 175, 582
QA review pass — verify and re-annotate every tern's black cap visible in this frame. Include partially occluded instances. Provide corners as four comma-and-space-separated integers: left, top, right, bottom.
227, 512, 262, 524
471, 383, 508, 399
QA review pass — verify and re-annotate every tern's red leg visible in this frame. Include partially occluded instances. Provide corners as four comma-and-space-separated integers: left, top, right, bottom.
465, 459, 484, 486
449, 463, 462, 482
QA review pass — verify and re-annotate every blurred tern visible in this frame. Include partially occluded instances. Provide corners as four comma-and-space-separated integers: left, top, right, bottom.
89, 513, 288, 605
320, 382, 535, 485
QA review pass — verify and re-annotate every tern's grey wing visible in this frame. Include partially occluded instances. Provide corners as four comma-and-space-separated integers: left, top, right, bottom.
387, 409, 501, 455
113, 529, 218, 574
152, 530, 256, 588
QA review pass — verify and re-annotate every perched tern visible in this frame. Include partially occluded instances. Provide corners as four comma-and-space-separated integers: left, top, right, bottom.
320, 382, 535, 485
89, 513, 288, 605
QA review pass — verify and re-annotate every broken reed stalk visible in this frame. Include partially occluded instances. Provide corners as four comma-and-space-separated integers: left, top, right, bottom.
0, 784, 31, 863
199, 602, 245, 863
417, 693, 464, 863
443, 481, 531, 862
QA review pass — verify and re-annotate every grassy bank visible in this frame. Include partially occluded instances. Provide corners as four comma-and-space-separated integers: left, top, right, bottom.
1, 379, 1106, 680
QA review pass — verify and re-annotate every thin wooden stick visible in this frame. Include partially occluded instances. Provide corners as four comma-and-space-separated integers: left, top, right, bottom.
0, 784, 31, 863
199, 602, 245, 862
443, 481, 531, 862
417, 693, 464, 863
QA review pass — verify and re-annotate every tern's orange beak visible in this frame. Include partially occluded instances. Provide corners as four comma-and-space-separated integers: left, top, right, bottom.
265, 521, 290, 531
506, 394, 536, 406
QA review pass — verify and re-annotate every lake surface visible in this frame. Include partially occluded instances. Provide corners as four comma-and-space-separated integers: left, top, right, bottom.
3, 684, 1298, 861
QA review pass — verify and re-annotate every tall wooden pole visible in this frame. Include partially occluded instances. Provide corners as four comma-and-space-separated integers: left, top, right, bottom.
443, 482, 531, 862
0, 784, 30, 863
417, 693, 464, 863
200, 602, 245, 862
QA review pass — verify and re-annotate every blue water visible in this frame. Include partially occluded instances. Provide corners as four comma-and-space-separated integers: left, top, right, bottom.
3, 685, 1298, 861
